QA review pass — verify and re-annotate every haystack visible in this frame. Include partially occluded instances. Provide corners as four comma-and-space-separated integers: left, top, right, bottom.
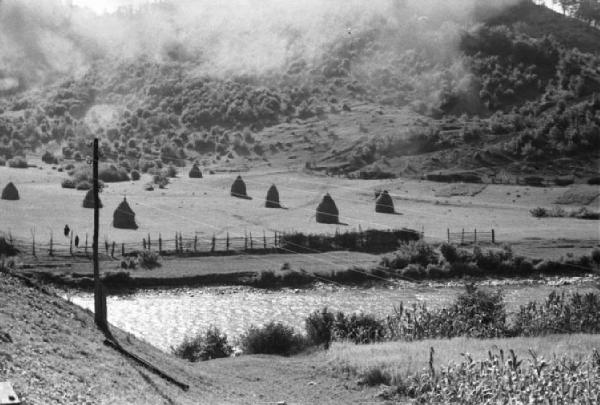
375, 190, 395, 214
1, 182, 19, 200
265, 184, 281, 208
113, 197, 138, 229
231, 175, 251, 199
189, 164, 203, 178
82, 189, 103, 209
316, 193, 339, 224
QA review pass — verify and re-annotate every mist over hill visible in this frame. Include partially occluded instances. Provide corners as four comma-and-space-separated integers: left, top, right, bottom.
0, 0, 599, 180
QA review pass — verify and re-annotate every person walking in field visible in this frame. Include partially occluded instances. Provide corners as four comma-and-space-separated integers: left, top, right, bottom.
64, 224, 70, 237
74, 235, 79, 248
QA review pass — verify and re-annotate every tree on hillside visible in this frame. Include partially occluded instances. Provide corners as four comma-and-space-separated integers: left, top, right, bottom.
553, 0, 578, 15
553, 0, 600, 26
575, 0, 600, 26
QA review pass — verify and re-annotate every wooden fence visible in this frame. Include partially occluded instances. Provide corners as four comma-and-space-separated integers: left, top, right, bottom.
447, 229, 495, 245
1, 227, 423, 261
0, 230, 283, 261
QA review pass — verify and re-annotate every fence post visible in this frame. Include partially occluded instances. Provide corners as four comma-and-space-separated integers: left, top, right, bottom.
179, 233, 184, 253
492, 229, 495, 244
148, 233, 151, 250
474, 228, 477, 244
461, 229, 465, 245
85, 233, 89, 257
226, 232, 230, 252
250, 232, 254, 250
263, 231, 267, 250
244, 231, 248, 251
447, 228, 450, 244
175, 232, 179, 253
49, 233, 54, 257
105, 239, 109, 255
211, 234, 215, 253
274, 231, 277, 247
31, 231, 36, 257
143, 238, 147, 250
70, 233, 73, 256
194, 235, 198, 252
121, 243, 125, 257
111, 241, 115, 258
159, 234, 162, 255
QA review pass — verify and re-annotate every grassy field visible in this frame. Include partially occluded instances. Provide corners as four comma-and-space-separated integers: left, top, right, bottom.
17, 251, 382, 291
0, 160, 598, 249
328, 334, 600, 384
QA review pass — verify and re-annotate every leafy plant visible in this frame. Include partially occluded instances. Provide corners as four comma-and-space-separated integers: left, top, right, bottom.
239, 322, 304, 355
305, 308, 335, 348
172, 326, 232, 362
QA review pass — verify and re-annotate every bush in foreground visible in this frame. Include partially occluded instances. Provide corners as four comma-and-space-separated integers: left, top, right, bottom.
172, 326, 232, 362
239, 322, 304, 355
305, 308, 335, 348
333, 312, 386, 344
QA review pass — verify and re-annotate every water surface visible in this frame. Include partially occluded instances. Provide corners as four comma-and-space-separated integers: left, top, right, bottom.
68, 280, 596, 351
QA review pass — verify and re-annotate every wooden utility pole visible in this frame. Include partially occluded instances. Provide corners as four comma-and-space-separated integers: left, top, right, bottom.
93, 138, 107, 329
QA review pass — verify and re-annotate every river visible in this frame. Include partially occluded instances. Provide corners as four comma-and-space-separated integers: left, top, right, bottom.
67, 278, 596, 352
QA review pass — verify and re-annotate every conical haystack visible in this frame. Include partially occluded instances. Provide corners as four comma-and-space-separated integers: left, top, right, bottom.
189, 164, 203, 178
231, 175, 251, 199
1, 182, 19, 200
375, 190, 394, 214
113, 197, 138, 229
316, 193, 339, 224
265, 184, 281, 208
82, 189, 103, 209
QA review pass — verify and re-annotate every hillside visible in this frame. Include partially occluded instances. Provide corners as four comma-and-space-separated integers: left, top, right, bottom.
0, 271, 381, 404
0, 0, 599, 181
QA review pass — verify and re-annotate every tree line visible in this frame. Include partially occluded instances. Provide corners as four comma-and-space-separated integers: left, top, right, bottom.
552, 0, 600, 27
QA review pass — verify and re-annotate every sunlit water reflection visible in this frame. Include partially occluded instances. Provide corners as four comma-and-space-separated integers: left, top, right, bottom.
68, 281, 596, 351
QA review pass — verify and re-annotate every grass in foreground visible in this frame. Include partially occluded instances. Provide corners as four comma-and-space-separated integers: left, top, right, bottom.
328, 334, 600, 402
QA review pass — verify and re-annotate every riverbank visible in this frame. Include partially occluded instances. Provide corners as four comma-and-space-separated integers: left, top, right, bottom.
16, 251, 384, 291
0, 271, 389, 404
5, 269, 600, 404
10, 237, 599, 292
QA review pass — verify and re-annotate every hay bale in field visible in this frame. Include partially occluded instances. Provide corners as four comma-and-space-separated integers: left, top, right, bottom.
316, 193, 339, 224
375, 190, 395, 213
231, 175, 251, 199
82, 189, 103, 209
1, 182, 19, 200
265, 184, 281, 208
189, 164, 203, 178
113, 197, 138, 229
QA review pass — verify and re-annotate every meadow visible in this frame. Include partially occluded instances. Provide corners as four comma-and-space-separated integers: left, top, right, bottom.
0, 158, 597, 250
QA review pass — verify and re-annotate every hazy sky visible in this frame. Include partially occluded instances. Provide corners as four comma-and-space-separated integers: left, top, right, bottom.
70, 0, 560, 15
69, 0, 159, 14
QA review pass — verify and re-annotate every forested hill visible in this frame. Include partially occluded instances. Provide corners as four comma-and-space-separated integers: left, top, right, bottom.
0, 0, 599, 181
